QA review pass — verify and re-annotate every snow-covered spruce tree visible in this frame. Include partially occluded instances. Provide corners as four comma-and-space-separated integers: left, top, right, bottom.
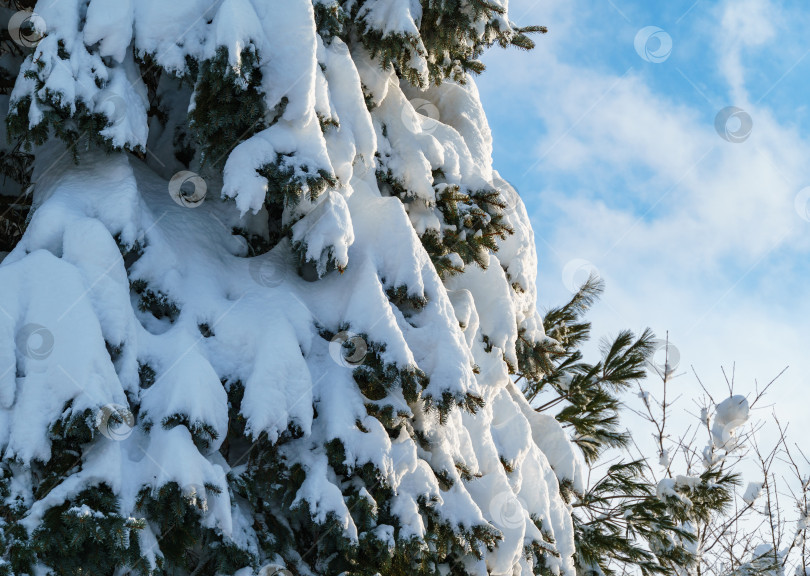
0, 1, 584, 575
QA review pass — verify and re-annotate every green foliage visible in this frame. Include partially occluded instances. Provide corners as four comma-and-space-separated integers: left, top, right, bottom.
136, 482, 252, 576
0, 141, 32, 194
138, 362, 157, 389
250, 151, 338, 265
260, 151, 337, 209
0, 36, 34, 254
211, 323, 497, 576
519, 274, 601, 387
7, 67, 136, 158
291, 230, 345, 277
386, 285, 428, 317
0, 464, 34, 576
571, 461, 696, 576
314, 1, 348, 41
433, 184, 513, 273
162, 414, 219, 451
131, 279, 181, 323
37, 404, 97, 500
656, 466, 741, 527
525, 275, 653, 463
29, 484, 145, 576
0, 405, 101, 576
525, 278, 689, 576
189, 47, 267, 168
557, 328, 654, 462
0, 189, 30, 254
376, 169, 513, 279
348, 0, 547, 87
315, 327, 431, 409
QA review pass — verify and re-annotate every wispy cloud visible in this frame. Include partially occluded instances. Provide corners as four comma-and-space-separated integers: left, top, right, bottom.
716, 0, 776, 103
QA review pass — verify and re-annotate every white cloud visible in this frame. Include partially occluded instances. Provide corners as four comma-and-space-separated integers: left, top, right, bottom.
479, 0, 810, 445
716, 0, 777, 102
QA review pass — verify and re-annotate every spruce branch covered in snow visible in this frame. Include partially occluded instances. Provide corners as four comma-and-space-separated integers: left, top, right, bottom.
0, 1, 595, 576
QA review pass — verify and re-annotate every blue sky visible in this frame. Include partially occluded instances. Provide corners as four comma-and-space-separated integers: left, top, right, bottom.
477, 0, 810, 447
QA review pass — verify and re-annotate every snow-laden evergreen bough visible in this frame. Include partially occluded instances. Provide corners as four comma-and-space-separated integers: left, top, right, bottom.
0, 1, 583, 574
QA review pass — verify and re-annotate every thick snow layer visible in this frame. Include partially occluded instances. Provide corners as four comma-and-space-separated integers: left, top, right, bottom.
742, 481, 763, 505
291, 190, 354, 275
3, 2, 578, 572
